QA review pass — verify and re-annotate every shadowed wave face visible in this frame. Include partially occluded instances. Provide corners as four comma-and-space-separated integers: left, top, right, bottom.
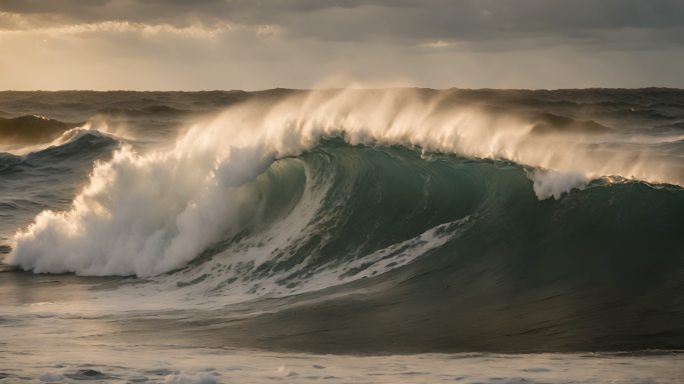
0, 115, 75, 145
1, 88, 684, 353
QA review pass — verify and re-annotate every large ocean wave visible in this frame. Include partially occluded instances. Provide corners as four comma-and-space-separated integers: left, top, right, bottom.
2, 88, 684, 352
1, 88, 681, 293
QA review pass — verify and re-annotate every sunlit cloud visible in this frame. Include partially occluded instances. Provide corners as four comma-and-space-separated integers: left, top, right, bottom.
0, 1, 683, 90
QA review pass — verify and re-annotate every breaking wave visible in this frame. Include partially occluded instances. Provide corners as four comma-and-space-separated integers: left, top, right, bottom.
4, 89, 684, 308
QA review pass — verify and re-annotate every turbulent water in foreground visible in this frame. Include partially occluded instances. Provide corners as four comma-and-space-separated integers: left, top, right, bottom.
1, 88, 684, 383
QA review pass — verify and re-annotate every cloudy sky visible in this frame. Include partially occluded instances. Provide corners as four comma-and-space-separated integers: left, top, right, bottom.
1, 0, 683, 91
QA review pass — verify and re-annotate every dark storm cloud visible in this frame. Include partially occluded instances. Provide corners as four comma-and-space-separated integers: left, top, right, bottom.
1, 0, 683, 45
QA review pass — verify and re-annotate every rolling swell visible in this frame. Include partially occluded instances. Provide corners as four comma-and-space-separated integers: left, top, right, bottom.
170, 141, 684, 353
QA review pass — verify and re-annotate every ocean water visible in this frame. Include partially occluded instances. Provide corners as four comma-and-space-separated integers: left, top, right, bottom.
1, 88, 683, 382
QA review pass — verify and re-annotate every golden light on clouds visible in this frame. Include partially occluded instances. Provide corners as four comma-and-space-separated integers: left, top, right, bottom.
0, 1, 682, 90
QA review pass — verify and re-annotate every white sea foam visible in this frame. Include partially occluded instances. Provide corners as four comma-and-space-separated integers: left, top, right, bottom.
526, 169, 589, 200
162, 372, 217, 384
6, 89, 684, 278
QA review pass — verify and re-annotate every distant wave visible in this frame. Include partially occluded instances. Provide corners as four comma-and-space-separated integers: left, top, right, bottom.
0, 115, 82, 146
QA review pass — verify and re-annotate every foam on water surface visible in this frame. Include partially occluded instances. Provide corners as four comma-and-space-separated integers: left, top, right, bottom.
2, 340, 682, 384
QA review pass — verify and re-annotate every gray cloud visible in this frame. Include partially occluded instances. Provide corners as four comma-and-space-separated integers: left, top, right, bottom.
2, 0, 683, 44
0, 0, 683, 90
